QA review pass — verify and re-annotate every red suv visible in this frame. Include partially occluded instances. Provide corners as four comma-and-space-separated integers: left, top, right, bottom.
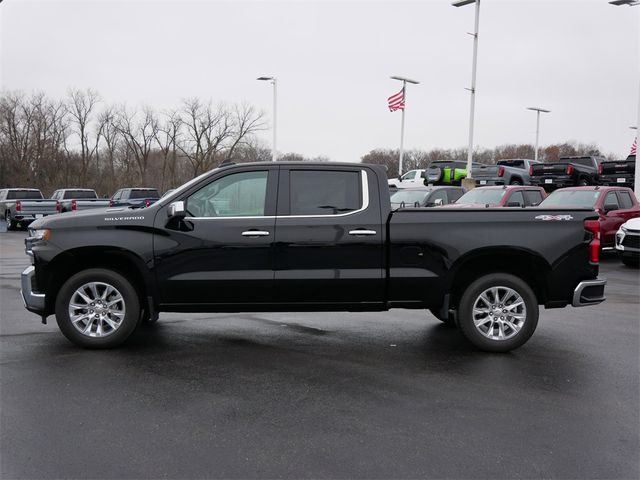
538, 186, 640, 247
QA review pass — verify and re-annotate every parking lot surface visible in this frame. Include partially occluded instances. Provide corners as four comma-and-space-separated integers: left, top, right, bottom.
1, 230, 638, 479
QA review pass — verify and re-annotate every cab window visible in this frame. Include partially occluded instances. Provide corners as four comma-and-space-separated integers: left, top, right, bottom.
187, 171, 268, 217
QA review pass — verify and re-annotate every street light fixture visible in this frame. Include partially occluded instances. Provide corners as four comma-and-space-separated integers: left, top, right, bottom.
610, 0, 639, 196
257, 76, 277, 162
526, 107, 551, 162
452, 0, 481, 189
390, 76, 420, 176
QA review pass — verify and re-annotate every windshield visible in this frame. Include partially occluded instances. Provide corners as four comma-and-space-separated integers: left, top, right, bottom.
456, 189, 506, 204
158, 169, 219, 204
390, 189, 430, 206
539, 190, 601, 208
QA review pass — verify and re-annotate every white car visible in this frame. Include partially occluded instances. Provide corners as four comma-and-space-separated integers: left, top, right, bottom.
615, 217, 640, 268
388, 169, 427, 189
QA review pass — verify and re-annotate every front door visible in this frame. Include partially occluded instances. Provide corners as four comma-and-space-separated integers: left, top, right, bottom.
155, 167, 278, 307
273, 167, 384, 306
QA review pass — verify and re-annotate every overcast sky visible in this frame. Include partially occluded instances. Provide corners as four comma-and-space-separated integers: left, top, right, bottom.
1, 0, 638, 161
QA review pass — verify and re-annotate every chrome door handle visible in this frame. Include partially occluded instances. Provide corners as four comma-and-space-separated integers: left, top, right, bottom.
242, 230, 270, 237
348, 229, 377, 236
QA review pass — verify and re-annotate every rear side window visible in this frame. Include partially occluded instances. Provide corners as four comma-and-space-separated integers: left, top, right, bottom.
507, 191, 525, 207
617, 191, 634, 209
290, 170, 361, 215
7, 190, 43, 200
130, 189, 159, 199
524, 190, 543, 206
604, 192, 620, 210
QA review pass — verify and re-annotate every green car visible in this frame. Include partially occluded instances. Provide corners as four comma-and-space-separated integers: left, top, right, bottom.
425, 160, 471, 186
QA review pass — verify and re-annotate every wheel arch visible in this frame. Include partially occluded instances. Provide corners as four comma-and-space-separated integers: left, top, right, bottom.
43, 247, 156, 315
444, 248, 551, 310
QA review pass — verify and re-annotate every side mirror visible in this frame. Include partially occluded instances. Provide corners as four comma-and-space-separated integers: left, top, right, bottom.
434, 198, 443, 206
603, 203, 618, 214
168, 200, 186, 219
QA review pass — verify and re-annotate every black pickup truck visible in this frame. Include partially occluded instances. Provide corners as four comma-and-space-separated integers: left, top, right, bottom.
21, 162, 606, 352
599, 155, 635, 189
530, 156, 603, 190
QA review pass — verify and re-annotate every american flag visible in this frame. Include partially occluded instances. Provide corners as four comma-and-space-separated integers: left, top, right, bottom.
388, 88, 405, 112
631, 137, 637, 156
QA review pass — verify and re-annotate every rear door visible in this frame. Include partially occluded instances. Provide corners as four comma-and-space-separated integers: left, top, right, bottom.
273, 166, 384, 306
601, 191, 623, 246
615, 190, 640, 223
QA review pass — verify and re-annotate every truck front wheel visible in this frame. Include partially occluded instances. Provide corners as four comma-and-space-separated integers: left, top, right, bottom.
55, 268, 140, 348
457, 273, 538, 352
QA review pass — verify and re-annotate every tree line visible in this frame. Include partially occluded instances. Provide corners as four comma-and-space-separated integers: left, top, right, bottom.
0, 89, 612, 195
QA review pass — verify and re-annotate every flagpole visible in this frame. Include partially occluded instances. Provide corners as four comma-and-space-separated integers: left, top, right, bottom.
390, 76, 419, 178
399, 82, 406, 177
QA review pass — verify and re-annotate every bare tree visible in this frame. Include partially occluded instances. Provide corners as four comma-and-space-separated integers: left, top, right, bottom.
67, 88, 101, 184
153, 110, 182, 191
116, 106, 158, 185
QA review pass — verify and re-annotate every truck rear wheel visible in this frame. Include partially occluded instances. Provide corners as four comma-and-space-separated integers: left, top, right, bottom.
55, 268, 140, 348
4, 212, 16, 231
457, 273, 538, 352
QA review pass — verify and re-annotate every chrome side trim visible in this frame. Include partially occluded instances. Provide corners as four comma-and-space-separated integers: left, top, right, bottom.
241, 230, 270, 237
20, 266, 45, 313
348, 229, 377, 236
572, 278, 607, 307
185, 170, 370, 221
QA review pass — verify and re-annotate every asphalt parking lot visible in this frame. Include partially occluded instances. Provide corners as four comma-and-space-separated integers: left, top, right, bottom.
1, 230, 638, 479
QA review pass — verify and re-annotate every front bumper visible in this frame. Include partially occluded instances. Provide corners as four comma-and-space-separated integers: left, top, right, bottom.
615, 228, 640, 253
20, 266, 46, 315
572, 278, 606, 307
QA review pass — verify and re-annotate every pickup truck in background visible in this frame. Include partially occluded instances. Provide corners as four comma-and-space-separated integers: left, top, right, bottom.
0, 188, 58, 230
109, 188, 160, 208
51, 189, 110, 213
472, 159, 540, 186
539, 186, 640, 248
22, 162, 606, 353
598, 155, 635, 189
390, 186, 464, 208
388, 169, 428, 189
530, 156, 603, 190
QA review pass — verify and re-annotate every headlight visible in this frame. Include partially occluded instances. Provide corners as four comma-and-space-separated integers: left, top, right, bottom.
28, 229, 51, 241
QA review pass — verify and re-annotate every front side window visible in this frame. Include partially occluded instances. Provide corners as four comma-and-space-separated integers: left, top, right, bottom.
507, 191, 525, 206
604, 192, 620, 210
187, 171, 268, 217
290, 170, 361, 215
401, 170, 417, 181
524, 190, 543, 206
428, 190, 448, 206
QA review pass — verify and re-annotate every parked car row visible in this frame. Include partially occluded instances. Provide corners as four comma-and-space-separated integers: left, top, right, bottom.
389, 155, 636, 191
1, 186, 162, 230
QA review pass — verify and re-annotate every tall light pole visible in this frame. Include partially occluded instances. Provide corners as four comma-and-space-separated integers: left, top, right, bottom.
526, 107, 551, 162
257, 76, 277, 161
390, 76, 420, 176
453, 0, 481, 190
609, 0, 639, 196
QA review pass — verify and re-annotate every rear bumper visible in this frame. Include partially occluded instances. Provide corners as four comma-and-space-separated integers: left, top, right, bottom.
475, 178, 504, 186
531, 176, 573, 188
20, 266, 46, 315
572, 278, 606, 307
600, 175, 634, 187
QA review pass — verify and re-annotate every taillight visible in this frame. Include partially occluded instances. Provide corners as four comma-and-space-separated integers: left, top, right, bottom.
498, 167, 505, 177
15, 200, 21, 212
566, 165, 574, 175
597, 164, 603, 175
144, 199, 152, 207
108, 200, 114, 207
56, 201, 61, 213
584, 219, 600, 264
529, 166, 534, 176
71, 199, 77, 211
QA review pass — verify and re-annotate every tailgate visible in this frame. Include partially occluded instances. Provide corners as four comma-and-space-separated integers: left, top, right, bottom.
472, 165, 499, 179
19, 201, 58, 215
601, 161, 635, 175
531, 163, 568, 177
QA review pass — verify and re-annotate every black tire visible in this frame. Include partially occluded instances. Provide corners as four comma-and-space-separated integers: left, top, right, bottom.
577, 178, 589, 186
509, 178, 522, 186
457, 273, 539, 353
55, 268, 141, 348
4, 211, 16, 231
621, 254, 639, 268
